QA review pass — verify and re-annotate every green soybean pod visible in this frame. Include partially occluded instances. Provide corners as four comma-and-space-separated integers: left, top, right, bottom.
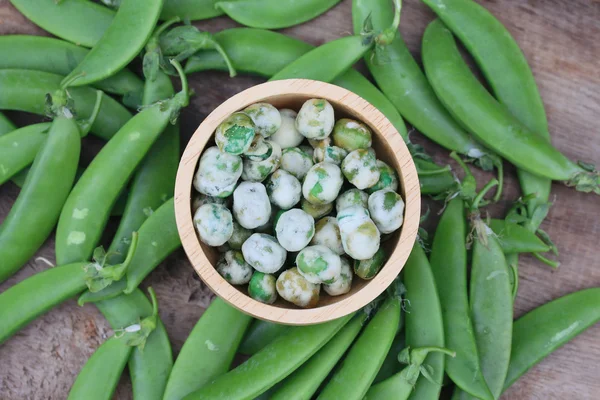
183, 314, 353, 400
488, 219, 551, 254
215, 0, 341, 29
239, 320, 289, 356
271, 313, 367, 400
0, 69, 132, 140
67, 336, 132, 400
503, 288, 600, 392
0, 111, 15, 135
0, 123, 51, 186
318, 299, 400, 400
9, 0, 114, 48
403, 242, 445, 400
62, 0, 163, 87
0, 35, 143, 103
429, 198, 493, 400
161, 0, 225, 21
163, 299, 253, 400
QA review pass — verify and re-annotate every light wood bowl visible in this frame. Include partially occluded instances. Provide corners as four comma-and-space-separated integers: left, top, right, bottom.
175, 79, 420, 325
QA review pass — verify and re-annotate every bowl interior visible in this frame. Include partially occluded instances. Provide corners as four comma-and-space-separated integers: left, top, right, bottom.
175, 79, 420, 324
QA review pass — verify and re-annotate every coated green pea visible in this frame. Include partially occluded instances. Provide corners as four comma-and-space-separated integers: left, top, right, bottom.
367, 189, 405, 234
270, 109, 305, 149
228, 222, 252, 250
313, 145, 348, 165
296, 245, 342, 284
323, 257, 352, 296
295, 98, 335, 140
354, 248, 386, 280
311, 217, 344, 256
303, 162, 344, 205
332, 118, 372, 152
244, 102, 281, 138
336, 188, 369, 213
216, 112, 257, 155
301, 197, 333, 219
267, 169, 302, 210
248, 271, 278, 304
194, 146, 243, 197
242, 233, 287, 274
276, 267, 320, 308
241, 141, 282, 182
281, 146, 314, 180
217, 250, 253, 284
342, 149, 380, 190
367, 160, 399, 194
276, 209, 315, 252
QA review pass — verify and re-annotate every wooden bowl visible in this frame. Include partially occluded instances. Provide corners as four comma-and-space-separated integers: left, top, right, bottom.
174, 79, 420, 325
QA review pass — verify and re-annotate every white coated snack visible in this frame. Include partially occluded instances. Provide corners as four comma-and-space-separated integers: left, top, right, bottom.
313, 145, 348, 165
244, 102, 281, 138
276, 267, 320, 308
324, 257, 353, 296
367, 160, 399, 194
301, 197, 333, 219
336, 189, 369, 213
248, 272, 278, 304
295, 98, 335, 140
269, 108, 304, 148
193, 146, 242, 197
337, 205, 380, 260
233, 182, 271, 229
280, 147, 314, 180
295, 245, 342, 284
216, 250, 253, 284
368, 189, 405, 234
192, 193, 230, 213
341, 148, 380, 190
311, 217, 344, 255
266, 170, 302, 210
215, 112, 256, 155
241, 141, 282, 182
241, 233, 287, 274
193, 203, 233, 246
302, 162, 344, 205
275, 209, 315, 252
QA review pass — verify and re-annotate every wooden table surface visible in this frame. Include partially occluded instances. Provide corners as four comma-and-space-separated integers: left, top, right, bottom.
1, 0, 598, 398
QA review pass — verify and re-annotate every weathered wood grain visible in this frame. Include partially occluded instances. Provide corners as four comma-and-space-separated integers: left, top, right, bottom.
0, 0, 598, 399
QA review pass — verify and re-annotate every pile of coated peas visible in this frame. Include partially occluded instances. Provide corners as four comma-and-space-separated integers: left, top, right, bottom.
0, 0, 598, 399
192, 99, 404, 308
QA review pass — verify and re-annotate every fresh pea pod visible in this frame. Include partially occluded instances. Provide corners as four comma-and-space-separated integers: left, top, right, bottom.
270, 313, 367, 400
429, 198, 493, 400
318, 298, 400, 400
182, 314, 353, 400
505, 253, 519, 300
0, 69, 131, 140
0, 111, 15, 135
403, 242, 445, 400
239, 320, 289, 356
216, 0, 341, 30
55, 63, 188, 265
489, 219, 551, 254
422, 20, 599, 193
163, 299, 252, 400
503, 288, 600, 392
373, 331, 405, 384
414, 158, 456, 195
62, 0, 162, 87
161, 0, 227, 21
0, 123, 51, 186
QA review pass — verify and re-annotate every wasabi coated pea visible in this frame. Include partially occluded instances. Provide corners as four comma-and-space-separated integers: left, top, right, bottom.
280, 147, 313, 180
336, 189, 369, 213
354, 248, 386, 280
367, 160, 399, 194
341, 149, 380, 190
302, 162, 344, 205
313, 145, 348, 165
301, 198, 333, 219
311, 217, 344, 256
215, 112, 256, 155
269, 109, 304, 148
244, 136, 272, 160
241, 141, 282, 182
368, 189, 405, 234
296, 245, 342, 284
248, 271, 277, 304
295, 98, 335, 140
194, 146, 242, 197
194, 203, 233, 247
337, 205, 380, 260
244, 102, 281, 138
217, 250, 253, 285
276, 267, 320, 308
332, 118, 372, 152
324, 257, 353, 296
275, 209, 315, 252
228, 222, 252, 250
242, 233, 287, 274
233, 182, 271, 229
308, 137, 331, 150
192, 193, 230, 213
266, 170, 302, 210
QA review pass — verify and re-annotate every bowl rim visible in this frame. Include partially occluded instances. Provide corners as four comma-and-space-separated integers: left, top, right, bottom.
174, 79, 420, 325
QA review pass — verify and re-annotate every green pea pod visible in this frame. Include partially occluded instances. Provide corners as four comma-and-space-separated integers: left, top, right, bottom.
422, 20, 599, 192
318, 298, 400, 400
62, 0, 163, 87
429, 198, 493, 400
216, 0, 341, 30
403, 242, 445, 400
0, 123, 51, 186
366, 346, 456, 400
0, 69, 132, 140
182, 314, 353, 400
9, 0, 114, 48
270, 313, 367, 400
163, 299, 252, 400
503, 288, 600, 392
414, 158, 456, 195
239, 320, 290, 356
161, 0, 227, 21
55, 63, 189, 265
0, 111, 15, 135
505, 253, 519, 300
373, 331, 405, 384
0, 35, 143, 105
488, 219, 551, 254
421, 0, 551, 216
